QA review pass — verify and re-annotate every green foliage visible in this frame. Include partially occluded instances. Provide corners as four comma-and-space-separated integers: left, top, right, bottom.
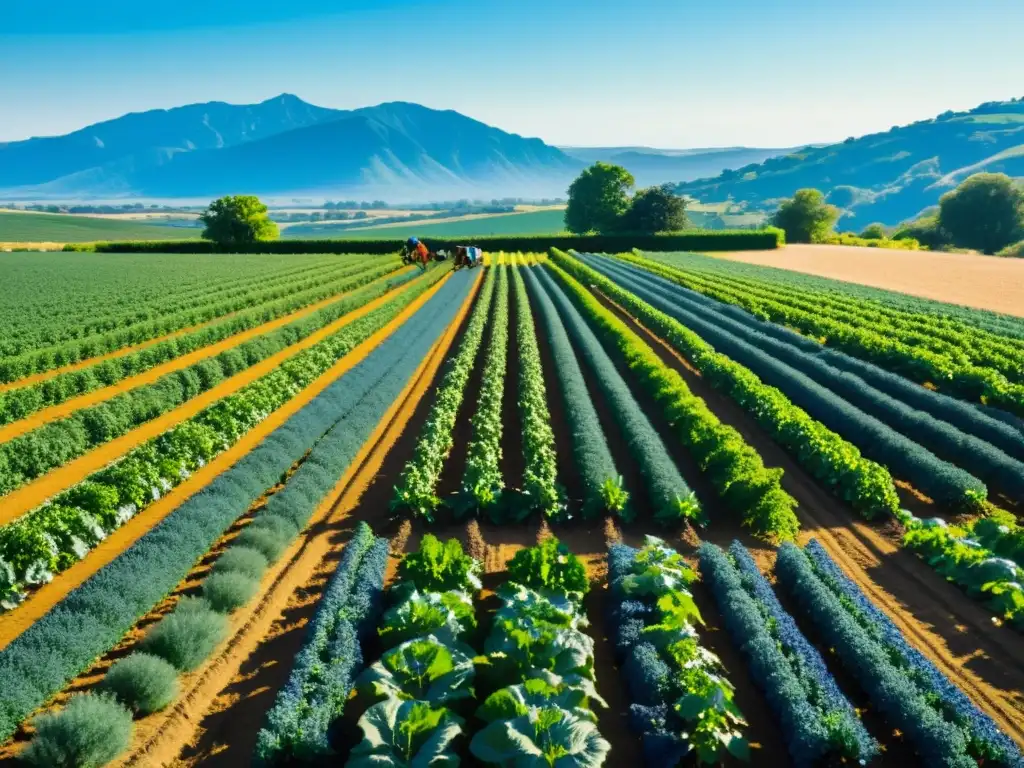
347, 698, 463, 768
859, 222, 888, 239
938, 173, 1024, 254
140, 597, 228, 671
470, 707, 611, 767
213, 546, 269, 580
996, 239, 1024, 258
356, 636, 477, 705
621, 184, 690, 233
378, 589, 477, 648
506, 537, 589, 599
396, 535, 482, 594
771, 188, 841, 243
200, 195, 279, 246
477, 671, 607, 724
101, 652, 179, 715
235, 525, 290, 564
892, 213, 947, 249
565, 162, 636, 234
21, 693, 133, 768
202, 570, 259, 613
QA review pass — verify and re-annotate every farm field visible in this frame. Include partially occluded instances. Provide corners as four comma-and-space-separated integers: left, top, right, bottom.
715, 243, 1024, 317
0, 250, 1023, 768
287, 208, 568, 239
0, 210, 202, 244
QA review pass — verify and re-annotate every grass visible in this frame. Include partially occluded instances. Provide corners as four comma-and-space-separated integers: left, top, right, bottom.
953, 114, 1024, 125
284, 208, 568, 239
0, 211, 202, 243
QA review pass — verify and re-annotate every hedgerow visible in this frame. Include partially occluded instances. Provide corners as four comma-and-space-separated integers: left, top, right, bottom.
547, 257, 799, 540
777, 540, 1023, 767
392, 267, 496, 519
521, 266, 628, 519
0, 266, 421, 498
597, 255, 1024, 499
549, 250, 901, 519
608, 537, 749, 765
0, 269, 448, 607
0, 271, 474, 742
461, 265, 511, 515
511, 267, 563, 518
698, 542, 876, 765
576, 253, 985, 511
0, 258, 397, 426
255, 523, 389, 763
532, 266, 699, 526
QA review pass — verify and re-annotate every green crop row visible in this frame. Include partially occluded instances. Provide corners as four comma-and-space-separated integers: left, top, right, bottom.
547, 257, 800, 540
550, 250, 900, 519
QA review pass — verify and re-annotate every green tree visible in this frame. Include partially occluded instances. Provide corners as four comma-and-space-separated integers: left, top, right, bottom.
200, 195, 279, 246
770, 188, 840, 243
859, 223, 887, 240
564, 162, 635, 234
938, 173, 1024, 254
620, 184, 690, 233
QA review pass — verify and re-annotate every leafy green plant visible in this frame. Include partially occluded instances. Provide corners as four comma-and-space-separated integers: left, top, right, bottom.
139, 597, 228, 671
346, 698, 463, 768
396, 535, 482, 594
100, 652, 179, 715
378, 589, 476, 648
202, 570, 259, 613
506, 538, 589, 600
478, 671, 607, 725
212, 545, 269, 580
471, 707, 611, 767
356, 636, 476, 706
21, 693, 133, 768
494, 582, 587, 631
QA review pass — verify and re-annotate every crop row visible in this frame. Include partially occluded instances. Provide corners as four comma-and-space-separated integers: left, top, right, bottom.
391, 268, 496, 520
777, 539, 1024, 768
0, 258, 400, 427
579, 253, 987, 511
256, 522, 389, 763
607, 536, 749, 765
548, 258, 800, 540
461, 265, 511, 515
0, 255, 378, 381
548, 250, 901, 520
0, 269, 474, 741
593, 254, 1024, 503
531, 265, 698, 525
0, 266, 421, 499
511, 266, 563, 518
0, 253, 349, 356
521, 267, 628, 518
636, 251, 1024, 416
634, 250, 1024, 386
698, 541, 877, 765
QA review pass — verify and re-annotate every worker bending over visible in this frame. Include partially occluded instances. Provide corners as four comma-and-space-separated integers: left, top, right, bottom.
401, 237, 432, 269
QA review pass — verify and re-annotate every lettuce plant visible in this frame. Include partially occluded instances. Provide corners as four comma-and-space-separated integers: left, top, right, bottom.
356, 636, 476, 706
471, 707, 610, 768
347, 698, 463, 768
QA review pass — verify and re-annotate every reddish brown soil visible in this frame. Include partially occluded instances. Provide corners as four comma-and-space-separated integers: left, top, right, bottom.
598, 290, 1024, 750
717, 244, 1024, 318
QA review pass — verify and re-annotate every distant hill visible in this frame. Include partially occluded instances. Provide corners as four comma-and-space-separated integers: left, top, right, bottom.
673, 98, 1024, 226
559, 145, 794, 186
0, 97, 583, 201
0, 210, 201, 242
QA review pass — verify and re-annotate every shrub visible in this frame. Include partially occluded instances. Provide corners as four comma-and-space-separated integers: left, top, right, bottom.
997, 240, 1024, 258
21, 693, 133, 768
202, 571, 259, 613
212, 546, 269, 580
506, 537, 589, 599
101, 652, 179, 715
234, 525, 289, 564
396, 535, 482, 594
140, 597, 228, 671
859, 223, 887, 240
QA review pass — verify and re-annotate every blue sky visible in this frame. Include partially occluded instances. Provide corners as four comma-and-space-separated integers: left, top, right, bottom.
2, 0, 1022, 148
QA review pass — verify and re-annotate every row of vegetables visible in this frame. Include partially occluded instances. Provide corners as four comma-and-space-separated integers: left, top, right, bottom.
0, 269, 475, 743
636, 249, 1024, 414
566, 251, 1024, 625
0, 255, 366, 381
0, 257, 401, 427
0, 264, 421, 499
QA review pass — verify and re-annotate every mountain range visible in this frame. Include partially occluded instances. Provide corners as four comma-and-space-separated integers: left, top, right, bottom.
0, 96, 581, 201
674, 98, 1024, 227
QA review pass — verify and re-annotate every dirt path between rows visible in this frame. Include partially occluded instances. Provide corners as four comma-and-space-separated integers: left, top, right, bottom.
0, 271, 429, 527
715, 244, 1024, 318
0, 266, 410, 442
598, 290, 1024, 750
0, 260, 382, 394
0, 273, 454, 650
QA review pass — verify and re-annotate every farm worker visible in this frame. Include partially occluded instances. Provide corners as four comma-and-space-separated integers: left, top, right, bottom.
402, 237, 431, 267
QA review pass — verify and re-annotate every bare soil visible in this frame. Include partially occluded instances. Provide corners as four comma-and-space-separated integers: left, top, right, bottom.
716, 244, 1024, 318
